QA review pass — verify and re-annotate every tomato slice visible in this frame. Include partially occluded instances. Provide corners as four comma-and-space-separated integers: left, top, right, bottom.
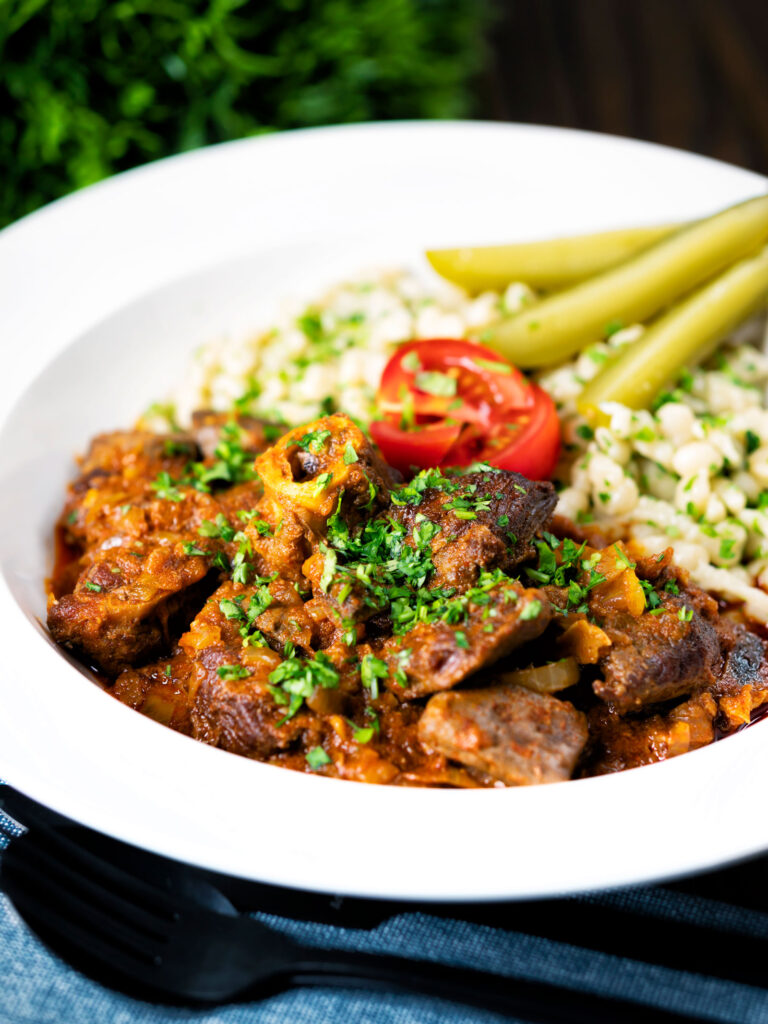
443, 384, 561, 479
373, 339, 561, 480
369, 418, 462, 476
378, 339, 534, 427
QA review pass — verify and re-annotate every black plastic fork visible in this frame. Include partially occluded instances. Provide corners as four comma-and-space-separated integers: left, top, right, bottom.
0, 792, 705, 1023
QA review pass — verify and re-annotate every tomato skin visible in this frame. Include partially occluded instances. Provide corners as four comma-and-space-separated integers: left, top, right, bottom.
440, 384, 560, 479
369, 418, 461, 476
373, 339, 562, 481
378, 339, 534, 427
490, 384, 561, 478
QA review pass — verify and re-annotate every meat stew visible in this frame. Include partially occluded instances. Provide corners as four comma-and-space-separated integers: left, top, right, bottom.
47, 414, 768, 786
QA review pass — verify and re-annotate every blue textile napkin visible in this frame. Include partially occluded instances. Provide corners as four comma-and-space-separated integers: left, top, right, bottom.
2, 788, 768, 1024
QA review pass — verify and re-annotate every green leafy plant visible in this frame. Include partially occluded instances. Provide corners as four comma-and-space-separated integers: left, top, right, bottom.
0, 0, 492, 226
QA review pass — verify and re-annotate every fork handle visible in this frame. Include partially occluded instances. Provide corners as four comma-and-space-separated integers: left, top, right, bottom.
286, 949, 702, 1024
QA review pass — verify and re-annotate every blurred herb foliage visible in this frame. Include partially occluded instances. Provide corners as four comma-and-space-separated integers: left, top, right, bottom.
0, 0, 492, 226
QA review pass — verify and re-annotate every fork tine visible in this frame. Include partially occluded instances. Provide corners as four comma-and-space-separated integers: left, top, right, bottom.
3, 843, 161, 962
5, 830, 171, 944
1, 794, 181, 920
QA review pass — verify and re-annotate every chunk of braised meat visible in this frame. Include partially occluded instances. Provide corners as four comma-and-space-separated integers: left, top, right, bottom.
569, 548, 723, 713
389, 470, 557, 590
60, 429, 200, 551
255, 415, 398, 534
77, 429, 200, 480
48, 541, 217, 675
112, 650, 195, 733
190, 648, 319, 760
48, 471, 266, 671
711, 617, 768, 697
585, 693, 718, 775
144, 579, 320, 759
59, 417, 271, 558
705, 616, 768, 730
49, 413, 271, 670
189, 410, 281, 460
418, 682, 588, 786
367, 585, 552, 700
594, 593, 721, 713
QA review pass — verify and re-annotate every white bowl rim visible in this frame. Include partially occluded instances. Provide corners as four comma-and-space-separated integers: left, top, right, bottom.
1, 120, 768, 901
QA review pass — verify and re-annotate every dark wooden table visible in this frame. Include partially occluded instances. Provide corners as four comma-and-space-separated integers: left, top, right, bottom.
483, 0, 768, 177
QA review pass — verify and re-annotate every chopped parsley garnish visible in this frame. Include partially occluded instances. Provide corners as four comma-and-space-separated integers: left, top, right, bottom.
640, 578, 661, 610
520, 599, 542, 621
164, 664, 172, 678
306, 746, 331, 770
414, 370, 457, 397
474, 357, 512, 374
343, 442, 359, 465
401, 351, 422, 373
719, 538, 736, 560
360, 654, 389, 699
143, 401, 180, 431
351, 725, 374, 744
182, 541, 208, 557
522, 534, 607, 616
445, 486, 492, 520
268, 648, 340, 722
454, 630, 469, 649
613, 544, 635, 568
604, 319, 624, 338
393, 648, 411, 687
151, 471, 184, 502
633, 426, 656, 442
399, 389, 416, 429
319, 544, 337, 593
236, 510, 273, 536
297, 310, 324, 343
678, 606, 694, 622
233, 378, 261, 412
314, 472, 333, 494
231, 531, 254, 585
746, 430, 761, 455
190, 422, 258, 490
198, 514, 236, 541
152, 422, 258, 503
390, 466, 459, 507
217, 664, 251, 680
221, 580, 276, 646
219, 598, 244, 620
84, 581, 103, 592
164, 439, 195, 457
263, 423, 285, 442
289, 428, 331, 454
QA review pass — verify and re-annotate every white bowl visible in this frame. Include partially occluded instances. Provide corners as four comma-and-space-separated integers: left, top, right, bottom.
1, 122, 767, 901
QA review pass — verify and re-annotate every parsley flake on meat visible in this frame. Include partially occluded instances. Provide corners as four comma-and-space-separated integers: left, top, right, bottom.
182, 541, 208, 556
151, 471, 184, 502
198, 513, 236, 541
217, 664, 251, 680
268, 646, 340, 722
360, 654, 389, 698
343, 442, 359, 465
289, 428, 332, 454
306, 746, 331, 769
